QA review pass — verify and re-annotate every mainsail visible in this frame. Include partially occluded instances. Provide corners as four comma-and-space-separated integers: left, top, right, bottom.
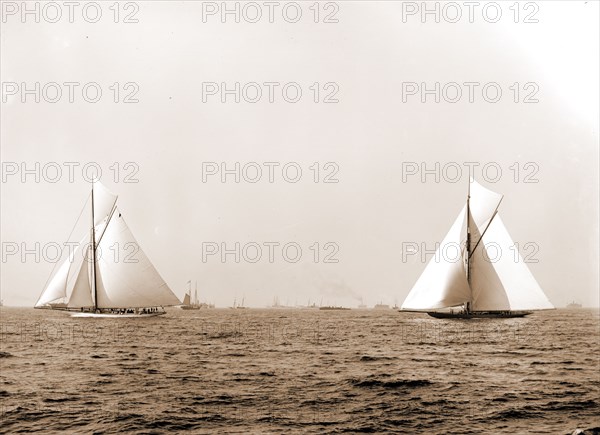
469, 215, 554, 311
35, 182, 180, 311
401, 179, 553, 313
95, 210, 181, 308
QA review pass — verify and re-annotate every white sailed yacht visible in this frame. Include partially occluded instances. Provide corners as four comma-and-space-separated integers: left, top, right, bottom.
34, 182, 181, 317
401, 178, 554, 319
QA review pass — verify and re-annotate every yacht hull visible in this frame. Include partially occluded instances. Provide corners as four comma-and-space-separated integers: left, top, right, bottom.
69, 312, 166, 318
427, 311, 532, 319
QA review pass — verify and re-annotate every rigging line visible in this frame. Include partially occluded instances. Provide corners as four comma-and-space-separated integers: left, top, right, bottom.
94, 203, 118, 247
468, 196, 504, 259
36, 192, 91, 303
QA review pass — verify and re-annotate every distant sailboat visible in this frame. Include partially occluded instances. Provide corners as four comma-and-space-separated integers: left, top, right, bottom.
401, 178, 554, 319
272, 296, 281, 308
306, 299, 318, 309
271, 296, 291, 308
34, 182, 181, 317
230, 297, 247, 309
179, 281, 201, 310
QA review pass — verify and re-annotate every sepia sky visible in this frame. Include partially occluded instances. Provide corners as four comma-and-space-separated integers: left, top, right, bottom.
1, 1, 598, 308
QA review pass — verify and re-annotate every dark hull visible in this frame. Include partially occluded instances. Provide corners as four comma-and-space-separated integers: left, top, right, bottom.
427, 311, 532, 319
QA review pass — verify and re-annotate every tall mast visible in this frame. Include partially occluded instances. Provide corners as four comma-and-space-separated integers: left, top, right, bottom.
194, 281, 198, 305
91, 181, 98, 312
465, 178, 472, 312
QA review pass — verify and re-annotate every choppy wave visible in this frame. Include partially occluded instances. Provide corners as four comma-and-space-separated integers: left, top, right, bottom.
0, 307, 598, 433
349, 377, 432, 389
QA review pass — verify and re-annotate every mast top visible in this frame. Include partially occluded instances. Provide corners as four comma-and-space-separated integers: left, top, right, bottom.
468, 176, 473, 199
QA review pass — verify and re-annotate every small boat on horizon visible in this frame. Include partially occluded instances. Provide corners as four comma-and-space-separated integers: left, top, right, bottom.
231, 297, 247, 309
34, 182, 181, 317
566, 301, 582, 309
319, 306, 350, 311
400, 178, 554, 319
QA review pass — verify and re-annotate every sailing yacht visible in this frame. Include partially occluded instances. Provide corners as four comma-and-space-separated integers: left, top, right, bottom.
401, 178, 554, 319
34, 182, 181, 317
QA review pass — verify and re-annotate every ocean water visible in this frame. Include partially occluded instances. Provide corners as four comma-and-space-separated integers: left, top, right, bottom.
0, 307, 598, 434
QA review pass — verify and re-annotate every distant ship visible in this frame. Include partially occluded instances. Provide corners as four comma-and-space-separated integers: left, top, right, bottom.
179, 281, 200, 310
231, 297, 247, 309
34, 182, 181, 317
401, 178, 554, 319
270, 296, 320, 309
319, 306, 350, 311
271, 296, 292, 308
303, 299, 318, 309
566, 301, 582, 309
373, 302, 390, 310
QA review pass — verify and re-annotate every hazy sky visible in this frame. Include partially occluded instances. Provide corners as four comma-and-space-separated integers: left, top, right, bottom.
1, 1, 598, 308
